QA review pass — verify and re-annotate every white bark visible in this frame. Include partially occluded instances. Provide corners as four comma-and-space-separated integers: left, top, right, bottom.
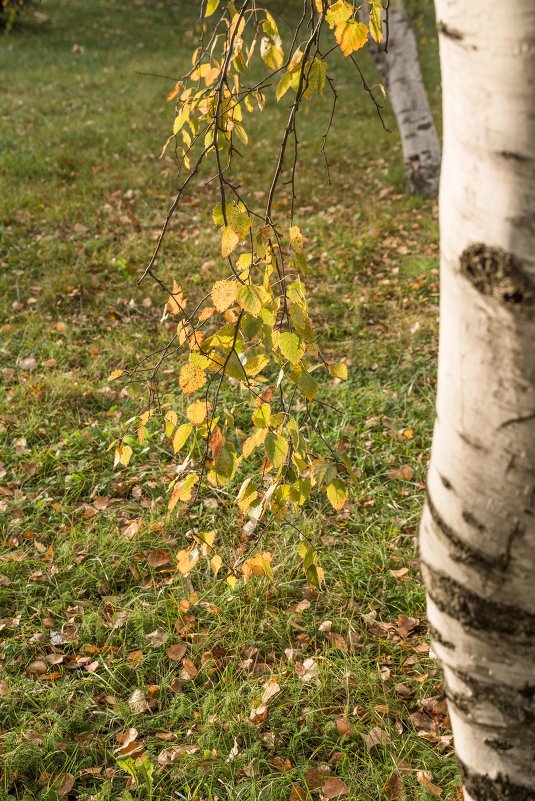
371, 0, 441, 197
420, 2, 535, 800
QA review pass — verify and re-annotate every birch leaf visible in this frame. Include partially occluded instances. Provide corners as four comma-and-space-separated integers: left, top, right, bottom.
335, 20, 369, 56
179, 364, 206, 396
211, 279, 237, 312
172, 423, 193, 453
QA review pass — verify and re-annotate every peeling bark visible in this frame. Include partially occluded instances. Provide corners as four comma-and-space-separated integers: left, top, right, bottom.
420, 1, 535, 798
370, 0, 441, 197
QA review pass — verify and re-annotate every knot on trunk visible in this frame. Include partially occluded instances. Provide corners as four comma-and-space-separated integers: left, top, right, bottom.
460, 244, 534, 311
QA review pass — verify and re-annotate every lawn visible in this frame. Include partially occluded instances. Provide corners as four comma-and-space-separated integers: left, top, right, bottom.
0, 2, 460, 799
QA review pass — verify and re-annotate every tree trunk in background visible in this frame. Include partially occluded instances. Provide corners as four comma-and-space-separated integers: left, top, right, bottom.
419, 1, 535, 799
371, 0, 441, 198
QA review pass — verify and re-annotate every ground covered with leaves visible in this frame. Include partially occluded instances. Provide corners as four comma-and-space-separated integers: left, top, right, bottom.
0, 1, 460, 799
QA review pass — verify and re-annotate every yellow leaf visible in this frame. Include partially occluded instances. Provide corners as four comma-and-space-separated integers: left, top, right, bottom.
210, 554, 223, 575
325, 0, 353, 28
166, 280, 187, 315
369, 0, 383, 43
222, 226, 240, 258
288, 225, 304, 254
326, 478, 348, 510
179, 364, 206, 396
211, 280, 237, 312
172, 423, 193, 454
227, 574, 237, 589
167, 81, 183, 102
165, 410, 178, 437
242, 427, 267, 458
186, 400, 208, 425
107, 369, 124, 382
168, 474, 199, 511
115, 443, 132, 468
241, 551, 273, 582
329, 362, 348, 381
176, 547, 199, 575
198, 306, 216, 322
335, 20, 369, 56
206, 0, 220, 17
195, 529, 216, 556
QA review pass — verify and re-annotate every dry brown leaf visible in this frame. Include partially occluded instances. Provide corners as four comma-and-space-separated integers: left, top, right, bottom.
128, 688, 149, 713
323, 777, 350, 798
157, 744, 199, 765
336, 716, 352, 737
289, 785, 308, 801
364, 726, 391, 752
147, 549, 171, 567
384, 771, 405, 800
167, 643, 187, 662
249, 703, 268, 725
417, 771, 443, 796
304, 764, 331, 789
261, 678, 281, 705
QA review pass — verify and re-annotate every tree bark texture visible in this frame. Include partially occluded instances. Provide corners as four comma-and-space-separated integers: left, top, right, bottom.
419, 2, 535, 799
370, 0, 441, 197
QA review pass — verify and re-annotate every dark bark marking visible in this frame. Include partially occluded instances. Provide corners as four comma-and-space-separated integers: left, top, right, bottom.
445, 666, 535, 727
422, 563, 535, 642
509, 213, 535, 235
425, 494, 505, 570
440, 474, 453, 490
460, 243, 535, 310
500, 412, 535, 430
499, 151, 531, 163
462, 510, 486, 533
437, 22, 465, 41
459, 431, 488, 452
427, 623, 456, 650
459, 760, 535, 801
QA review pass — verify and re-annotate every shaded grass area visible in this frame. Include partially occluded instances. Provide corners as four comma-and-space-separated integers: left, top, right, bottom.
0, 2, 458, 799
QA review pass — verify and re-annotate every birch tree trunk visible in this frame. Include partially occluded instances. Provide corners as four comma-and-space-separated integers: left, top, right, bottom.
419, 2, 535, 799
370, 0, 441, 197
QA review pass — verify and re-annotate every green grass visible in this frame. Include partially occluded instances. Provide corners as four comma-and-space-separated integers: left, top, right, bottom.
0, 2, 458, 799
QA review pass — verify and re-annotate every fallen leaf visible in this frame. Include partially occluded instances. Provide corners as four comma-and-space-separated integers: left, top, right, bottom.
180, 658, 199, 679
249, 703, 268, 725
364, 727, 391, 752
55, 773, 74, 798
323, 777, 350, 798
417, 771, 443, 796
157, 744, 199, 765
261, 678, 281, 705
336, 716, 352, 737
289, 785, 308, 801
305, 764, 331, 789
384, 771, 405, 800
147, 549, 171, 567
128, 688, 149, 713
167, 643, 187, 662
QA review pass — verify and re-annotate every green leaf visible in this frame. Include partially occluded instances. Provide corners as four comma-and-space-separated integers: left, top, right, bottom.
265, 432, 289, 469
237, 284, 264, 317
279, 332, 305, 365
252, 403, 271, 428
295, 367, 319, 401
326, 478, 348, 510
276, 72, 292, 102
312, 460, 337, 488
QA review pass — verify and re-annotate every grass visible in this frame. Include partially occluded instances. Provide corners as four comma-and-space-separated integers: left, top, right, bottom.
0, 2, 459, 800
